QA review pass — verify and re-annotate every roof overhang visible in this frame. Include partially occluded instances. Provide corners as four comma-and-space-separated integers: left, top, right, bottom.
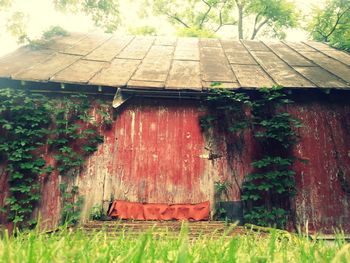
0, 33, 349, 94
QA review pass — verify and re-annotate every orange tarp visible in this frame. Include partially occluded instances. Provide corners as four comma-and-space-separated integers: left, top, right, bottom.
108, 200, 210, 221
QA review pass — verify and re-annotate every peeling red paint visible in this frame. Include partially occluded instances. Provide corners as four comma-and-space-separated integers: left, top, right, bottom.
290, 100, 350, 233
1, 95, 350, 233
109, 99, 208, 204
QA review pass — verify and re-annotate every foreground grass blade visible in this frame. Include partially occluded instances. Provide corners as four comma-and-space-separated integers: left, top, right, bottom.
0, 225, 349, 263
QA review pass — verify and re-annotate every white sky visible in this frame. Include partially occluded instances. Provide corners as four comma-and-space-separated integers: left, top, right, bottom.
0, 0, 325, 57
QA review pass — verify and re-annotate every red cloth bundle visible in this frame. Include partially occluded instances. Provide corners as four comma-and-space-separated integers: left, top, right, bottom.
108, 200, 210, 221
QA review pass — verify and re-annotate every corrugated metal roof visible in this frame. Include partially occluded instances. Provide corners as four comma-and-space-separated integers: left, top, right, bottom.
0, 32, 349, 91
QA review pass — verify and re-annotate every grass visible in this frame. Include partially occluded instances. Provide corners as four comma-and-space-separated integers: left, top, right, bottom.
0, 225, 349, 262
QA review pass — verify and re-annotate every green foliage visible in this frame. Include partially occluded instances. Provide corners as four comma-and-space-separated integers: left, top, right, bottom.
176, 27, 216, 38
1, 226, 350, 262
6, 16, 69, 48
202, 86, 302, 228
245, 0, 299, 39
145, 0, 235, 34
0, 0, 12, 10
0, 88, 112, 228
243, 206, 288, 227
89, 204, 104, 220
200, 88, 251, 133
128, 25, 158, 36
54, 0, 121, 33
0, 89, 51, 227
60, 184, 84, 225
214, 180, 232, 199
214, 180, 232, 220
5, 11, 29, 44
42, 26, 68, 39
243, 87, 300, 228
144, 0, 298, 39
308, 0, 350, 51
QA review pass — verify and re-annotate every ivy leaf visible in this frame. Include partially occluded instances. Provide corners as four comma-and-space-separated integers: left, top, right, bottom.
2, 123, 12, 130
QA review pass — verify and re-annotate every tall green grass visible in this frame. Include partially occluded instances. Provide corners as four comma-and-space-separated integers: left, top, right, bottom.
0, 226, 349, 262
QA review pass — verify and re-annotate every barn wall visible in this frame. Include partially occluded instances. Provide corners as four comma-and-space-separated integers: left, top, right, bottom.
77, 98, 220, 221
290, 97, 350, 233
0, 163, 8, 227
1, 94, 350, 233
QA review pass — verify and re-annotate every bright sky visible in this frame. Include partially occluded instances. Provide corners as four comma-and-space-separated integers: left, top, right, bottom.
0, 0, 325, 57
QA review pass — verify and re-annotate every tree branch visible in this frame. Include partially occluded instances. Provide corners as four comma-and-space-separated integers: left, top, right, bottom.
316, 29, 327, 39
214, 21, 237, 32
252, 13, 261, 35
251, 18, 269, 40
199, 0, 213, 28
214, 0, 236, 32
324, 6, 350, 41
167, 13, 190, 28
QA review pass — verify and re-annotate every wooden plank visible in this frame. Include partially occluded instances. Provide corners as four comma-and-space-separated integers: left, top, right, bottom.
242, 40, 269, 51
63, 33, 111, 56
251, 51, 315, 87
304, 41, 333, 51
155, 36, 177, 46
174, 48, 200, 61
283, 41, 315, 52
0, 48, 54, 78
51, 59, 107, 84
200, 46, 237, 84
225, 51, 257, 65
166, 60, 202, 90
144, 45, 174, 59
174, 38, 199, 61
220, 40, 247, 52
117, 37, 155, 59
231, 64, 275, 88
45, 32, 87, 51
221, 40, 256, 65
300, 51, 350, 83
85, 36, 134, 61
131, 45, 174, 82
13, 53, 81, 81
321, 50, 350, 66
293, 66, 349, 88
127, 80, 164, 89
89, 59, 141, 87
200, 38, 221, 48
177, 37, 198, 47
264, 42, 314, 66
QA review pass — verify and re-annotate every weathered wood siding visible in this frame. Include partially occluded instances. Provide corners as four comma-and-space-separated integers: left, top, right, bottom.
1, 95, 350, 233
290, 99, 350, 233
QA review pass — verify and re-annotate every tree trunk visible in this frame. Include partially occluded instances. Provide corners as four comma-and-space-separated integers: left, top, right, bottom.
251, 28, 258, 40
238, 5, 244, 39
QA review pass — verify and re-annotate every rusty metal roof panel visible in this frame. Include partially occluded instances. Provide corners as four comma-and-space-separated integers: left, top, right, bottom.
0, 32, 349, 91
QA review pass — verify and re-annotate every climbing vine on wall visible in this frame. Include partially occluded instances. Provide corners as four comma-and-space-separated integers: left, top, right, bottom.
201, 86, 302, 228
0, 88, 113, 228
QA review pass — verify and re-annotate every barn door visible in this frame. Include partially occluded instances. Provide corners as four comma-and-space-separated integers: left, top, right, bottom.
108, 98, 213, 207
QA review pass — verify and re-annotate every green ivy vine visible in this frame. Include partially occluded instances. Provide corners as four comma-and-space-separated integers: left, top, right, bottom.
201, 86, 302, 229
0, 87, 113, 228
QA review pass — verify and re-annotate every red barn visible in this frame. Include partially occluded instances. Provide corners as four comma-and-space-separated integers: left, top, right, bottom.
0, 33, 350, 233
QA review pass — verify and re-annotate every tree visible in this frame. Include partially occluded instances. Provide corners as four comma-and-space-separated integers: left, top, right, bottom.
143, 0, 237, 37
241, 0, 299, 39
2, 0, 121, 45
5, 11, 29, 44
145, 0, 298, 39
308, 0, 350, 51
53, 0, 121, 33
0, 0, 12, 10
